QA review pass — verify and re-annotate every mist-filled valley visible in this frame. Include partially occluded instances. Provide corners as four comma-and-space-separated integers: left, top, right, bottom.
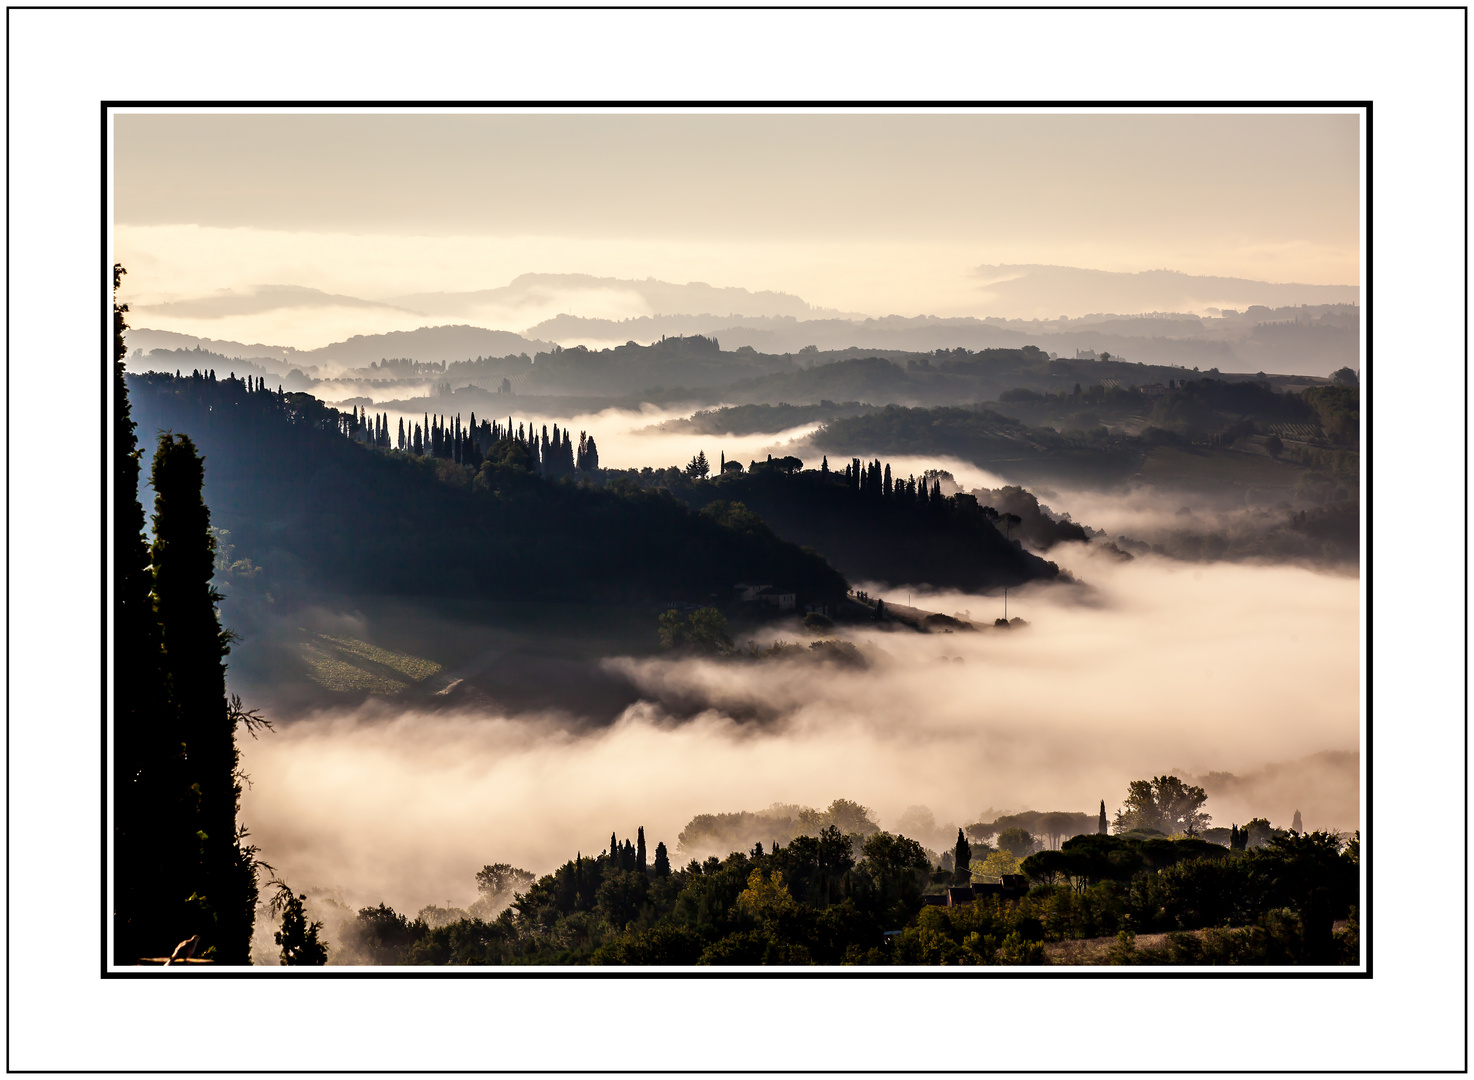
236, 551, 1359, 922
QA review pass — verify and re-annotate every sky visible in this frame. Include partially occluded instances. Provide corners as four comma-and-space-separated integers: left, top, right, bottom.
113, 110, 1362, 348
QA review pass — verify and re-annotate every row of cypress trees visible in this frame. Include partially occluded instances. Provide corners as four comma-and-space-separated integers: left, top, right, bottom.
113, 265, 259, 964
349, 405, 602, 480
842, 456, 945, 505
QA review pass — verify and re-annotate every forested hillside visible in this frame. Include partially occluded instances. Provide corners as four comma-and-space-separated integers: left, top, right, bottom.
678, 460, 1061, 590
127, 372, 847, 608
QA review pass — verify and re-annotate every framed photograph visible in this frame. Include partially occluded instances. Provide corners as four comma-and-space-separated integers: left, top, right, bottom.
8, 8, 1463, 1074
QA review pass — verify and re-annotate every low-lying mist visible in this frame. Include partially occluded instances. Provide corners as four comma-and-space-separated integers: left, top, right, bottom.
238, 547, 1360, 919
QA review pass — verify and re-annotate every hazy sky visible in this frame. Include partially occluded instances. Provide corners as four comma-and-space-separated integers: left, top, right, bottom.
113, 110, 1361, 345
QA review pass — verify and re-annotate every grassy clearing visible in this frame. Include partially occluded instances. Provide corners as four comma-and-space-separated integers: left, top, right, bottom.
313, 633, 443, 682
297, 640, 408, 694
295, 631, 442, 694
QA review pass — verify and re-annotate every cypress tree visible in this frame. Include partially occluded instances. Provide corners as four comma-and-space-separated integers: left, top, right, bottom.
1097, 800, 1108, 834
653, 841, 671, 878
1292, 809, 1303, 833
953, 828, 971, 881
112, 265, 179, 963
883, 463, 892, 497
637, 827, 647, 874
150, 434, 256, 963
610, 831, 618, 861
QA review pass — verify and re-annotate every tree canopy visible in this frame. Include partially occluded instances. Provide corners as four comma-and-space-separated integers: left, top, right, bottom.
1113, 776, 1211, 837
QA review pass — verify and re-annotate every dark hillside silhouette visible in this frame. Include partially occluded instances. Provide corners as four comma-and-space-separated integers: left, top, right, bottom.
126, 373, 848, 608
679, 465, 1060, 591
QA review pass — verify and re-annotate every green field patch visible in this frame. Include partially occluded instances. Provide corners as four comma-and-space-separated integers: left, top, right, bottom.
312, 633, 444, 682
294, 631, 442, 693
297, 640, 408, 694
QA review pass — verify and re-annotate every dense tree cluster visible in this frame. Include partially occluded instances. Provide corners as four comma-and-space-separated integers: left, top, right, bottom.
336, 402, 599, 481
328, 821, 933, 966
673, 463, 1060, 591
315, 807, 1357, 966
1017, 830, 1358, 964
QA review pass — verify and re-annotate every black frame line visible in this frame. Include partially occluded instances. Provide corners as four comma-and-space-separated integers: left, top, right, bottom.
92, 101, 1380, 999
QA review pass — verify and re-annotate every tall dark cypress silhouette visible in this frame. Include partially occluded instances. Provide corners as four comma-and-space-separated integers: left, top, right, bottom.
112, 265, 181, 962
953, 828, 971, 882
1097, 800, 1108, 834
150, 433, 257, 963
637, 827, 647, 874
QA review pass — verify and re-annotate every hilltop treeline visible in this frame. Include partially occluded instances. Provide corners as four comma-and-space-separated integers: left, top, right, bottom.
127, 371, 846, 608
821, 378, 1360, 475
341, 399, 599, 478
298, 796, 1358, 966
176, 338, 1282, 413
677, 457, 1062, 591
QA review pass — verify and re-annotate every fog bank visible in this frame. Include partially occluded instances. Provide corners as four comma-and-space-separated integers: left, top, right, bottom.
238, 549, 1359, 915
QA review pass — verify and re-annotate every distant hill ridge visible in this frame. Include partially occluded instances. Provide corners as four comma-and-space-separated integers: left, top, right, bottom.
385, 272, 854, 321
125, 265, 1359, 377
126, 324, 553, 370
